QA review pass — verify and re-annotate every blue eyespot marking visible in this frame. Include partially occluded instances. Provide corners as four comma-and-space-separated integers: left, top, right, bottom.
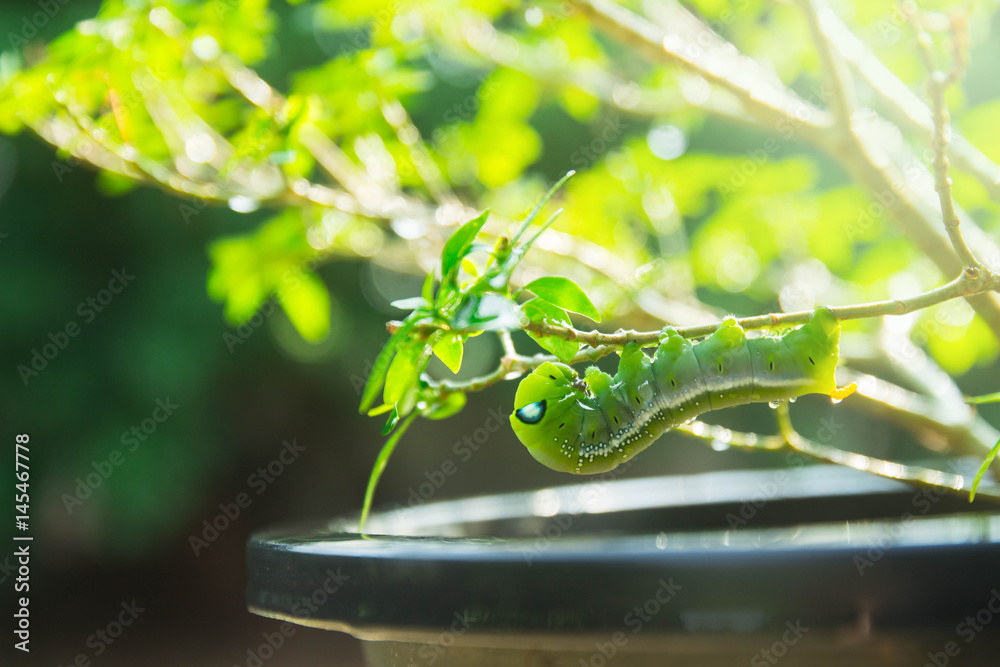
515, 400, 547, 425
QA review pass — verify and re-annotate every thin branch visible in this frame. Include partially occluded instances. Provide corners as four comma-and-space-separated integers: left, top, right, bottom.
843, 369, 1000, 457
42, 89, 360, 216
422, 344, 617, 398
390, 268, 997, 349
378, 97, 459, 209
676, 420, 777, 450
498, 330, 518, 358
768, 404, 1000, 501
189, 46, 429, 223
819, 8, 1000, 204
838, 130, 1000, 338
59, 106, 227, 201
676, 413, 1000, 501
795, 0, 857, 131
441, 14, 754, 125
576, 0, 833, 142
903, 5, 980, 270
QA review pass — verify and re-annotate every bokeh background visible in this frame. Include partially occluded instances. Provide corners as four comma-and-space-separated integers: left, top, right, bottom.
3, 0, 1000, 665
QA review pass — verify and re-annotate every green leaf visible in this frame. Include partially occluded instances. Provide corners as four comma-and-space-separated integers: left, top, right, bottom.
359, 318, 419, 413
277, 273, 331, 342
421, 272, 435, 302
522, 297, 568, 323
532, 334, 580, 363
423, 392, 467, 420
522, 298, 581, 363
366, 403, 395, 417
461, 258, 478, 278
383, 339, 425, 406
967, 392, 1000, 404
381, 405, 400, 435
390, 297, 428, 311
452, 293, 527, 331
970, 438, 1000, 502
432, 332, 464, 373
383, 329, 440, 410
441, 210, 490, 287
524, 276, 601, 322
360, 412, 418, 531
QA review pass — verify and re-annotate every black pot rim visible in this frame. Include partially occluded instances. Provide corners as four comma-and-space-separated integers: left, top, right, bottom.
247, 465, 1000, 645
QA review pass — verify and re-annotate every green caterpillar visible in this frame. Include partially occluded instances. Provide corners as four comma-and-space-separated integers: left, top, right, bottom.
510, 308, 850, 474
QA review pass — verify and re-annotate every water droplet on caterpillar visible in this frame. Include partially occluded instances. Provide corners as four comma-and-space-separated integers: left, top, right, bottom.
788, 396, 797, 403
745, 432, 758, 446
768, 400, 784, 409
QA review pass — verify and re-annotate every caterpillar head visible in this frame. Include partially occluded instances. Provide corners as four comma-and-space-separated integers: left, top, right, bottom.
510, 362, 587, 471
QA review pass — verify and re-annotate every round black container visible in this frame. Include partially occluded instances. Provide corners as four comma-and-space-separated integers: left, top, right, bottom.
247, 465, 1000, 666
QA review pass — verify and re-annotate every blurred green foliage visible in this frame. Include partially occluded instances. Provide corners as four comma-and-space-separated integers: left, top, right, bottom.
207, 209, 331, 341
4, 0, 1000, 552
